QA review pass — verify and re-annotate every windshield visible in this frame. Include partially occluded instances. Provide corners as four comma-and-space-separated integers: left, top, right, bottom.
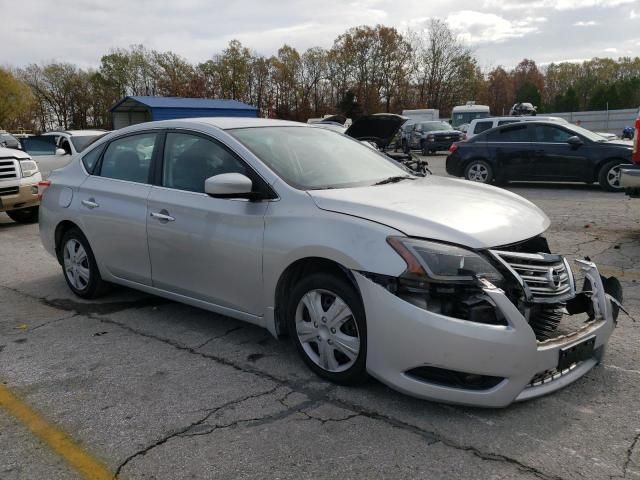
71, 134, 105, 152
452, 111, 489, 127
418, 121, 453, 132
569, 125, 612, 142
230, 126, 409, 190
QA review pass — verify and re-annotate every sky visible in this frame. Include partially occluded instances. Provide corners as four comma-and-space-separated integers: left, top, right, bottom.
1, 0, 639, 70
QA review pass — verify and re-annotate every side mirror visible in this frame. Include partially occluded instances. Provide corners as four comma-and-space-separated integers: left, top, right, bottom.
567, 136, 583, 147
55, 148, 67, 156
204, 173, 253, 198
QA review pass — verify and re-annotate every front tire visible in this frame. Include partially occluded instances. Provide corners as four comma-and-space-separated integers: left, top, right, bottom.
287, 273, 367, 385
60, 228, 108, 299
464, 159, 494, 183
598, 160, 624, 192
6, 207, 39, 224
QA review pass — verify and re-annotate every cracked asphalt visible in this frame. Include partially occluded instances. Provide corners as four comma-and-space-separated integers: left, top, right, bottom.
1, 154, 639, 479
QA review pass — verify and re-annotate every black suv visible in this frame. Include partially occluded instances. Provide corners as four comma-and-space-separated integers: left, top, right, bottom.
446, 121, 632, 191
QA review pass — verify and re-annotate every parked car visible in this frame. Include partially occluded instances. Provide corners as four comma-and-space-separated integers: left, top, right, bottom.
446, 121, 633, 191
0, 147, 42, 223
403, 120, 463, 155
466, 116, 567, 140
21, 130, 107, 178
40, 117, 619, 407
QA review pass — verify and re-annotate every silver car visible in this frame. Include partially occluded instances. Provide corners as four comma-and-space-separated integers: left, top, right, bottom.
39, 118, 619, 407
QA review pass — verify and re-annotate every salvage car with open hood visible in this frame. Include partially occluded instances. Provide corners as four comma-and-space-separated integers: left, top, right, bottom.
39, 118, 621, 407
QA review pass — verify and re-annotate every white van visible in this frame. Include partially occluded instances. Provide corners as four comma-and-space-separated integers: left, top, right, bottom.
451, 103, 490, 127
466, 116, 568, 139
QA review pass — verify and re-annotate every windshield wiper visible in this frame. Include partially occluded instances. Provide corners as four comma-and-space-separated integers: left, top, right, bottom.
372, 175, 416, 186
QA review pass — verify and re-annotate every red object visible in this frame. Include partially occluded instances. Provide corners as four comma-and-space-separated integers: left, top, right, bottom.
37, 180, 51, 200
633, 114, 640, 164
449, 143, 459, 154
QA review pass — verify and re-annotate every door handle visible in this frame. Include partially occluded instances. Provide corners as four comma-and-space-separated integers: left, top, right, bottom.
150, 211, 175, 222
81, 199, 99, 209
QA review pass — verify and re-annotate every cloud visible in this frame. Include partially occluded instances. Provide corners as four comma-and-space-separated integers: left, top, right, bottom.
631, 9, 639, 18
484, 0, 635, 10
603, 47, 619, 52
446, 11, 545, 44
573, 20, 599, 26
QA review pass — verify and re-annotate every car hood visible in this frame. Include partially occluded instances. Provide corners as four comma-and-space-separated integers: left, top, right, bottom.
308, 176, 550, 249
345, 114, 407, 148
605, 139, 633, 148
0, 146, 30, 159
422, 129, 460, 136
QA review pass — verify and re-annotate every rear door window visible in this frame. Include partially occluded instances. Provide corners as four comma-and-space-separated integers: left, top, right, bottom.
497, 120, 519, 126
98, 133, 157, 183
81, 144, 105, 174
485, 124, 530, 142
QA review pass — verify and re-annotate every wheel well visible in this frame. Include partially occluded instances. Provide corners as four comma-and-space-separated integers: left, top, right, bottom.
54, 220, 80, 263
274, 257, 358, 337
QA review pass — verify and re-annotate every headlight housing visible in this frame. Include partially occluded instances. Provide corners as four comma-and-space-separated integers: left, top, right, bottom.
19, 159, 39, 177
387, 237, 504, 285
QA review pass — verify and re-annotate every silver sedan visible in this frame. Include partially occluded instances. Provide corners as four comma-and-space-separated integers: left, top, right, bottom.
39, 118, 618, 407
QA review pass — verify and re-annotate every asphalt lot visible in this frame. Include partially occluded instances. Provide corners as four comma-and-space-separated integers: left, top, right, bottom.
1, 153, 639, 480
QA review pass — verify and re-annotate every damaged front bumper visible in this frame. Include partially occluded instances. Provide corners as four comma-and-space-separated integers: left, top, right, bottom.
354, 259, 618, 408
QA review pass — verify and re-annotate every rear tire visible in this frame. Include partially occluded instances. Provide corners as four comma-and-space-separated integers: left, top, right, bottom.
60, 228, 109, 299
287, 272, 367, 385
598, 160, 624, 192
6, 207, 39, 224
464, 160, 494, 184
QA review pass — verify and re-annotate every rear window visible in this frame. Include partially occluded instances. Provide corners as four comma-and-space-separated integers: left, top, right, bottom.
473, 121, 493, 134
484, 124, 530, 142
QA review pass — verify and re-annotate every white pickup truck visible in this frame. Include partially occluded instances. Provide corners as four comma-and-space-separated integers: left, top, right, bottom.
0, 147, 42, 223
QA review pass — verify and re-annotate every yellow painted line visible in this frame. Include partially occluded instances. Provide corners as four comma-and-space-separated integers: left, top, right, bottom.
0, 383, 113, 480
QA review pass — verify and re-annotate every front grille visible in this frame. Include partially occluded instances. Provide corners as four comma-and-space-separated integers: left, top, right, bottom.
0, 186, 19, 196
490, 250, 574, 302
0, 159, 18, 180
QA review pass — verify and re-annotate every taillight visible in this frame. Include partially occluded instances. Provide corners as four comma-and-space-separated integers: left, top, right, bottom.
449, 143, 459, 154
633, 116, 640, 164
38, 180, 51, 200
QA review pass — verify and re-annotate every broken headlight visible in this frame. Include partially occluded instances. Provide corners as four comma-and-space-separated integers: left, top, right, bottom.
385, 237, 506, 325
387, 237, 504, 285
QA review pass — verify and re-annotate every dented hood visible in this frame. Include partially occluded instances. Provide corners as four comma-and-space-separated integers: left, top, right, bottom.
308, 176, 550, 249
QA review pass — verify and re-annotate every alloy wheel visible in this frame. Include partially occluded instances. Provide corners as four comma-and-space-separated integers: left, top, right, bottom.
468, 163, 489, 182
606, 164, 622, 189
294, 289, 360, 373
63, 239, 91, 290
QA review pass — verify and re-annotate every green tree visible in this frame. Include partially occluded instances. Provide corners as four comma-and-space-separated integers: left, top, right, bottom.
0, 67, 35, 130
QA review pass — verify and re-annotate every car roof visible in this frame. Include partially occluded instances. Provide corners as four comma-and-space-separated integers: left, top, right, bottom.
471, 116, 565, 123
186, 117, 304, 130
44, 129, 108, 137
